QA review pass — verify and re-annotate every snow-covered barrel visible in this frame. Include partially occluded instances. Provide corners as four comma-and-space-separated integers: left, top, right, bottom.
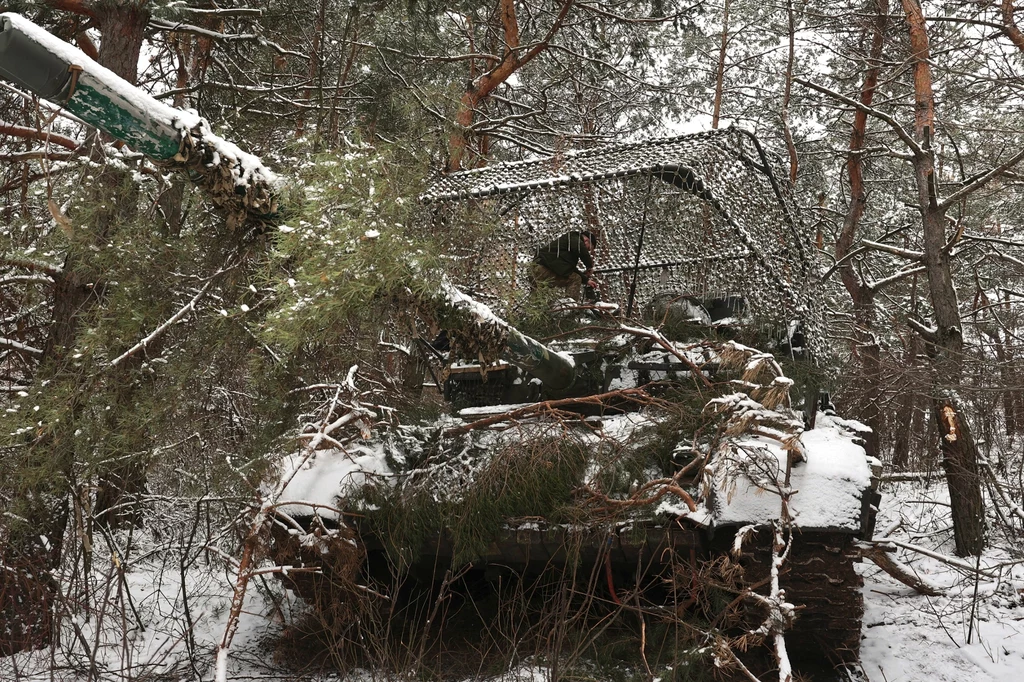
437, 279, 577, 390
0, 13, 182, 159
0, 13, 279, 228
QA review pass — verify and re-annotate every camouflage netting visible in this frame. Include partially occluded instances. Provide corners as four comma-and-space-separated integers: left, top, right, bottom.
420, 127, 826, 358
162, 124, 280, 232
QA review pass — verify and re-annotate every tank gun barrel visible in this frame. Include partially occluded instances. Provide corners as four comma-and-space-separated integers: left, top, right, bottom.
0, 13, 572, 388
438, 280, 576, 391
1, 13, 181, 160
504, 327, 575, 391
0, 13, 278, 225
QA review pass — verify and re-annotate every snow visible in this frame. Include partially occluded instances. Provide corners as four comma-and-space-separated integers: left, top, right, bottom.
277, 443, 390, 519
714, 412, 872, 530
0, 552, 290, 682
660, 113, 721, 137
458, 402, 535, 417
858, 481, 1024, 682
3, 427, 1023, 682
440, 276, 509, 328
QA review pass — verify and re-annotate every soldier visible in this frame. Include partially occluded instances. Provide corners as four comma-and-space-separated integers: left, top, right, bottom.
530, 230, 599, 301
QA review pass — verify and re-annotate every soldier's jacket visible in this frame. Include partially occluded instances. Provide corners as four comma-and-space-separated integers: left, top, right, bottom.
533, 231, 593, 280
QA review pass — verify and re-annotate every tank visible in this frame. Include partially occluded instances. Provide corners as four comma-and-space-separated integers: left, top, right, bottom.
268, 304, 880, 678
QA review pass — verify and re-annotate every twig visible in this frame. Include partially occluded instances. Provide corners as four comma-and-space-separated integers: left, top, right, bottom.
793, 77, 922, 156
583, 478, 698, 513
617, 323, 714, 389
0, 337, 43, 355
109, 279, 215, 367
881, 470, 944, 482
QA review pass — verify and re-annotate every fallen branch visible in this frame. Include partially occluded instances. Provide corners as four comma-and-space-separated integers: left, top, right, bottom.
855, 541, 944, 596
445, 386, 665, 436
109, 254, 240, 367
979, 455, 1024, 525
110, 280, 214, 367
861, 539, 997, 578
584, 477, 698, 513
880, 470, 945, 483
214, 371, 370, 681
0, 336, 43, 355
0, 256, 63, 277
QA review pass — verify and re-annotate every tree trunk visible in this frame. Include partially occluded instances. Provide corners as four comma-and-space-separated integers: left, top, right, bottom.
711, 0, 731, 129
40, 2, 153, 529
296, 0, 328, 139
933, 398, 986, 555
781, 0, 798, 185
448, 0, 574, 170
903, 0, 985, 556
95, 4, 146, 85
891, 334, 921, 469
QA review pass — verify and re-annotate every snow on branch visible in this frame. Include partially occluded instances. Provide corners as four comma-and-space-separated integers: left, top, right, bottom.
0, 336, 43, 355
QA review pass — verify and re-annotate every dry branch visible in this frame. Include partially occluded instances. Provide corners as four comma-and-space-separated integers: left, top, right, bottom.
444, 386, 664, 436
0, 122, 80, 152
855, 541, 944, 596
861, 539, 997, 578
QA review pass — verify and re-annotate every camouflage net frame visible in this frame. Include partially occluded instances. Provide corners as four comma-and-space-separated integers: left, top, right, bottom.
420, 127, 826, 357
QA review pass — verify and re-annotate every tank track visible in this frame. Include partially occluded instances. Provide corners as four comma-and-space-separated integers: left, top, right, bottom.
732, 528, 864, 667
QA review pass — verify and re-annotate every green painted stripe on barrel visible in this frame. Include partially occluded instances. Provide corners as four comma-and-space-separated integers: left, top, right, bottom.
64, 77, 181, 160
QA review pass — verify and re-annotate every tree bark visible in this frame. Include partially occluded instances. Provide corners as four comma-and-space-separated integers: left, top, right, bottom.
94, 3, 147, 85
1000, 0, 1024, 52
891, 334, 921, 469
780, 0, 798, 185
835, 0, 888, 457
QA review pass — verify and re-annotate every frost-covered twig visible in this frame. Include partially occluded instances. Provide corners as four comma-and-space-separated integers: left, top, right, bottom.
110, 279, 215, 367
0, 255, 63, 276
583, 475, 698, 514
0, 336, 42, 355
713, 379, 802, 680
881, 470, 945, 483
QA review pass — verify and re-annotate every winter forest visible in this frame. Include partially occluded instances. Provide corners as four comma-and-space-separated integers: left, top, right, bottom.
2, 1, 1024, 681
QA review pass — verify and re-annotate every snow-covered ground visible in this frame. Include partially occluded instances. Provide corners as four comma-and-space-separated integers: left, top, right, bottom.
3, 480, 1022, 681
857, 481, 1024, 682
